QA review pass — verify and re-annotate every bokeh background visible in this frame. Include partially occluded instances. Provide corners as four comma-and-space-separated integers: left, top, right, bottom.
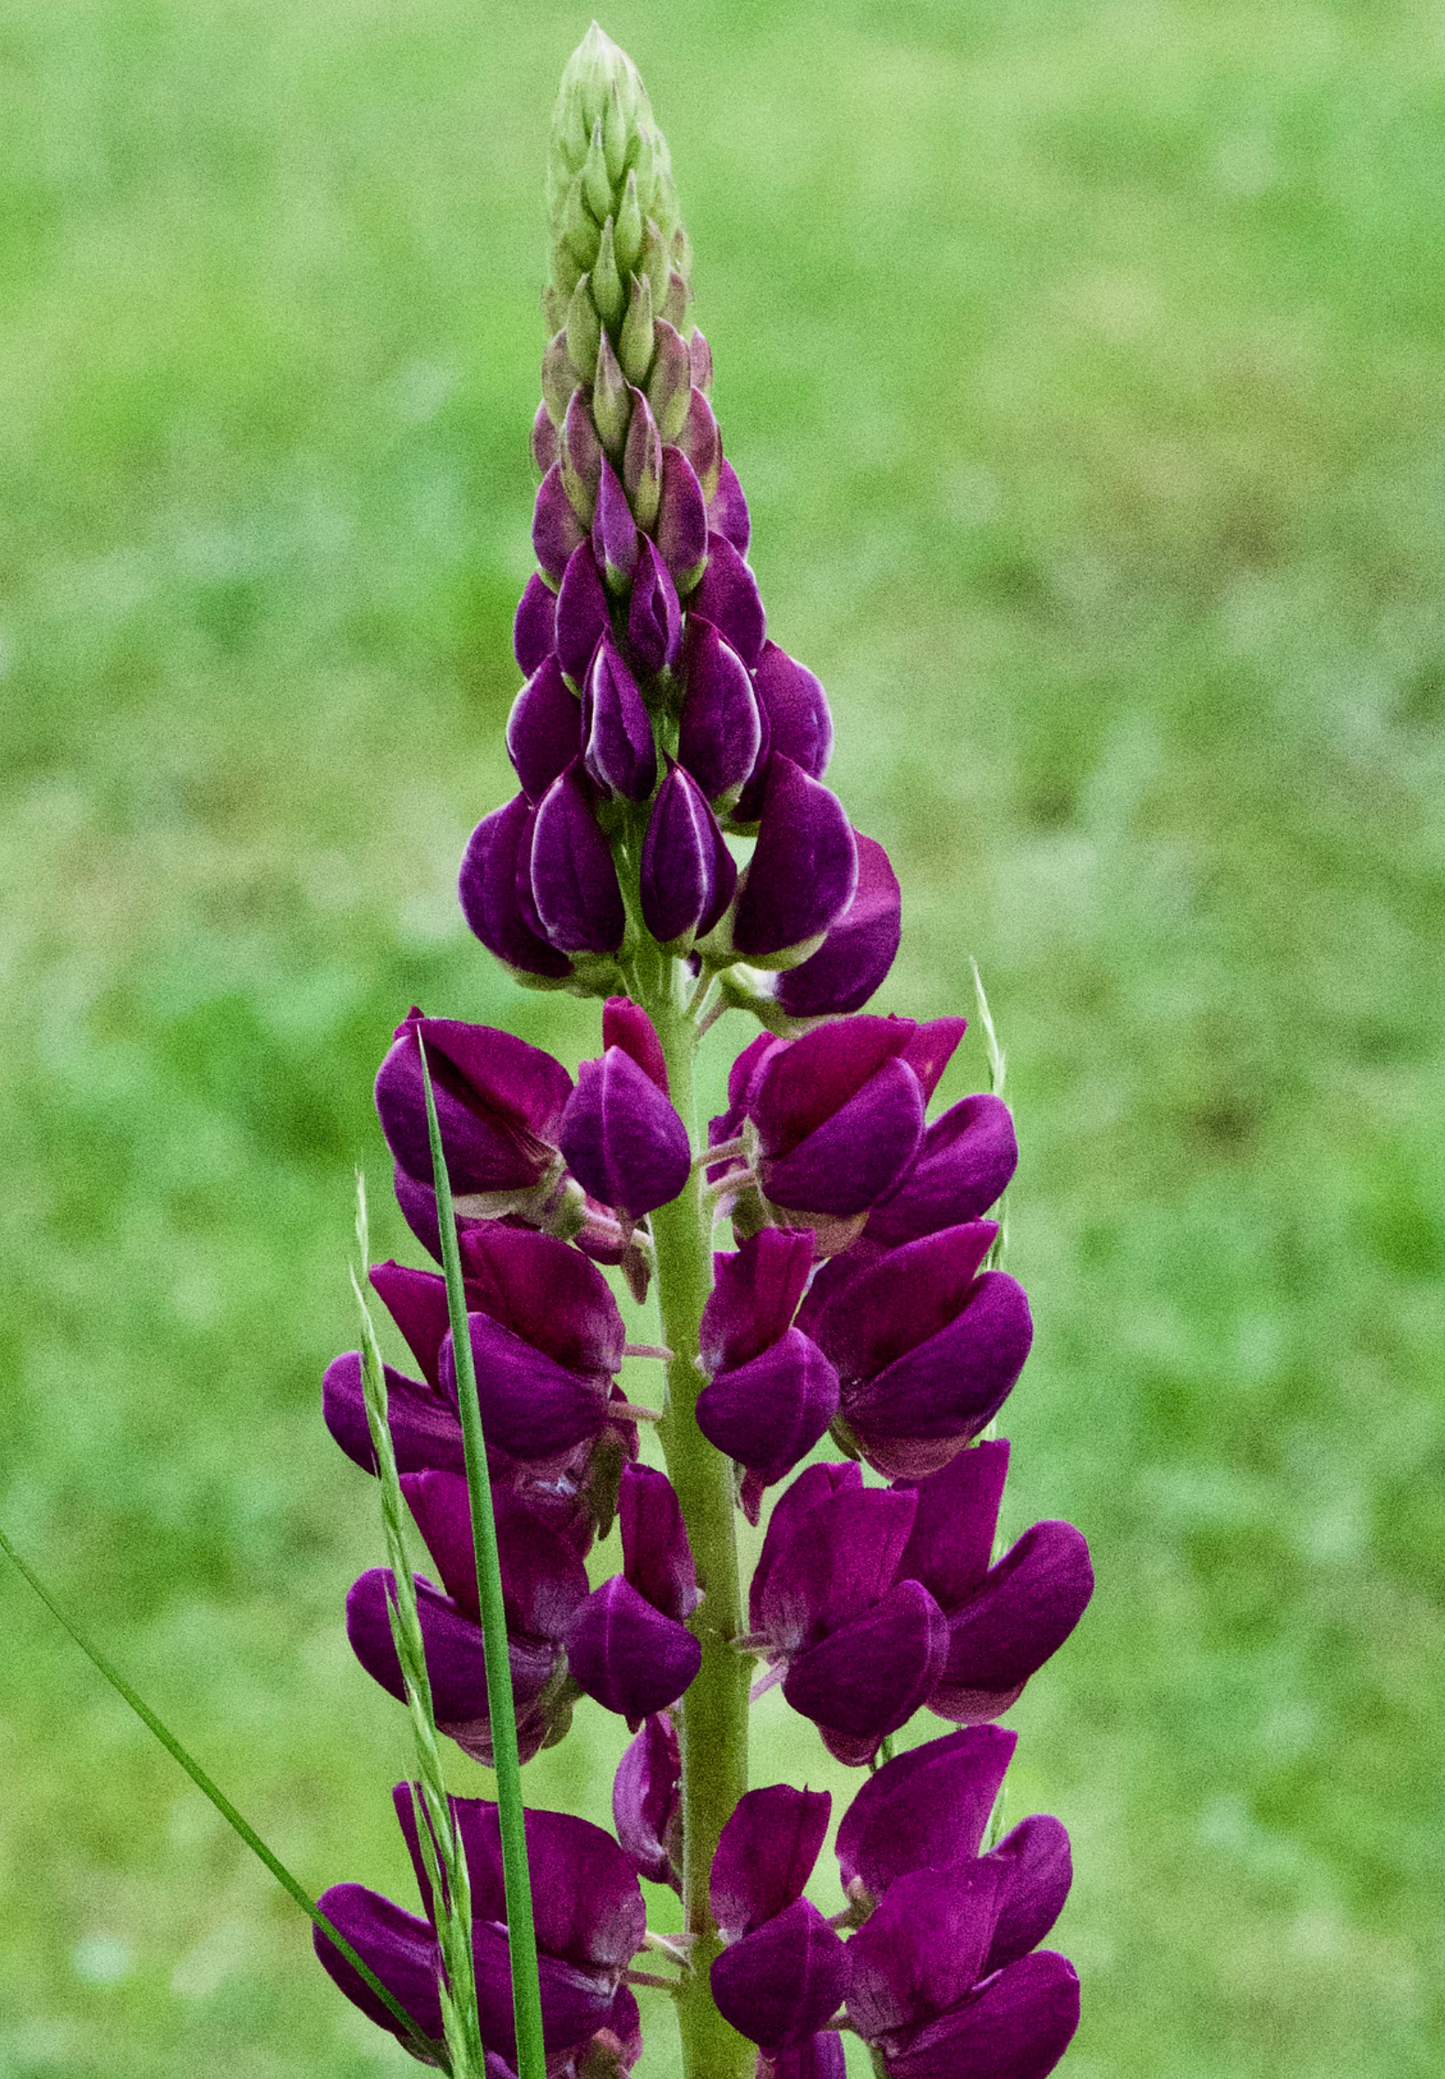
2, 1, 1443, 2073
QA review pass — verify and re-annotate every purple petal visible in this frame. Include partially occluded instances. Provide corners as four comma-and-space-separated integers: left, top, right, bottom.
710, 1785, 832, 1942
474, 1929, 617, 2061
701, 1228, 816, 1374
689, 328, 714, 396
883, 1951, 1080, 2079
602, 997, 669, 1093
895, 1440, 1011, 1612
459, 794, 576, 980
347, 1570, 496, 1725
627, 535, 682, 673
533, 463, 587, 582
734, 643, 832, 820
866, 1094, 1019, 1251
770, 2035, 846, 2079
677, 617, 762, 804
696, 1329, 839, 1477
845, 1272, 1034, 1457
733, 759, 858, 961
690, 533, 766, 668
802, 1222, 1000, 1383
846, 1862, 1005, 2042
584, 639, 657, 801
707, 457, 751, 554
514, 572, 557, 675
323, 1351, 465, 1477
507, 655, 581, 804
749, 1460, 862, 1632
368, 1259, 450, 1387
440, 1315, 611, 1461
530, 760, 627, 954
623, 387, 662, 520
640, 759, 737, 947
556, 541, 612, 686
656, 445, 708, 589
931, 1521, 1094, 1721
592, 455, 640, 586
983, 1816, 1072, 1975
759, 1057, 925, 1219
613, 1713, 681, 1888
782, 1579, 948, 1746
457, 1223, 626, 1376
560, 1048, 692, 1219
531, 400, 558, 476
446, 1799, 646, 1974
313, 1882, 444, 2050
619, 1463, 699, 1621
568, 1575, 702, 1717
375, 1011, 572, 1197
679, 388, 722, 499
401, 1471, 589, 1639
710, 1899, 849, 2053
774, 833, 901, 1019
835, 1726, 1018, 1900
645, 318, 692, 440
758, 1481, 919, 1650
561, 387, 603, 518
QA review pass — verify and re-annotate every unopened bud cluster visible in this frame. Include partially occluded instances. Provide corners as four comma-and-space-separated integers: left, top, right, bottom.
312, 29, 1090, 2079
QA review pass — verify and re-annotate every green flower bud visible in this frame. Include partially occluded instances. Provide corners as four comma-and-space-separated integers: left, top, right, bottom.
619, 272, 655, 385
542, 330, 580, 426
614, 169, 644, 277
567, 273, 602, 382
592, 218, 626, 332
593, 331, 632, 457
582, 118, 614, 223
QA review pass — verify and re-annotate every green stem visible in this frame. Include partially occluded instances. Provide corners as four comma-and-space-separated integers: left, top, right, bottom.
638, 950, 753, 2079
419, 1041, 548, 2079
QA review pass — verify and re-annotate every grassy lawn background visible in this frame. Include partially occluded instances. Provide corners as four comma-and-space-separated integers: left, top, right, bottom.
1, 2, 1442, 2072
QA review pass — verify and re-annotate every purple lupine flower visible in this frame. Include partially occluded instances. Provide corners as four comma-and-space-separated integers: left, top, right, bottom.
593, 455, 640, 588
835, 1724, 1019, 1905
798, 1223, 1033, 1478
529, 759, 628, 954
731, 758, 857, 964
601, 996, 669, 1091
770, 832, 902, 1020
374, 1011, 572, 1210
627, 535, 683, 673
612, 1711, 681, 1889
710, 1784, 833, 1943
556, 540, 612, 685
458, 794, 575, 983
568, 1464, 702, 1720
561, 387, 604, 523
640, 760, 737, 949
583, 640, 657, 801
533, 462, 587, 581
560, 1046, 692, 1218
656, 444, 709, 591
732, 642, 833, 825
311, 1881, 446, 2060
863, 1091, 1018, 1251
707, 1786, 848, 2054
507, 655, 583, 803
676, 616, 763, 808
678, 388, 722, 499
695, 1230, 839, 1512
708, 459, 751, 555
690, 533, 766, 668
515, 570, 557, 675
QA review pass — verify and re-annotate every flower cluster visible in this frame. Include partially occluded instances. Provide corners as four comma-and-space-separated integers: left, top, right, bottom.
312, 28, 1091, 2079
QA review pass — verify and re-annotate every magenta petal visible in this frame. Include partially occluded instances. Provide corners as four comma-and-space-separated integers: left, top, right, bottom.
656, 445, 709, 587
707, 457, 751, 554
560, 1048, 692, 1219
507, 655, 582, 803
710, 1785, 832, 1942
752, 642, 832, 777
375, 1011, 572, 1196
458, 1223, 625, 1375
895, 1440, 1012, 1611
556, 541, 612, 686
602, 997, 669, 1092
983, 1816, 1072, 1975
690, 533, 766, 668
759, 1057, 925, 1219
441, 1316, 611, 1461
514, 571, 557, 675
751, 1015, 916, 1154
323, 1351, 465, 1477
933, 1520, 1094, 1713
584, 640, 658, 801
695, 1329, 839, 1476
802, 1222, 1000, 1383
771, 2035, 846, 2079
567, 1575, 702, 1718
847, 1272, 1034, 1449
782, 1579, 948, 1744
774, 832, 901, 1019
847, 1862, 1005, 2043
593, 455, 640, 584
884, 1951, 1080, 2079
677, 616, 762, 803
627, 535, 682, 673
619, 1463, 699, 1621
401, 1471, 590, 1639
531, 760, 627, 954
679, 388, 722, 499
710, 1899, 849, 2053
701, 1228, 816, 1373
866, 1094, 1019, 1250
346, 1570, 492, 1724
474, 1927, 616, 2061
835, 1726, 1019, 1900
370, 1261, 451, 1389
748, 1460, 862, 1632
613, 1713, 682, 1889
640, 759, 737, 946
458, 794, 575, 980
448, 1799, 646, 1973
758, 1484, 918, 1649
312, 1882, 444, 2049
733, 759, 858, 959
533, 462, 587, 582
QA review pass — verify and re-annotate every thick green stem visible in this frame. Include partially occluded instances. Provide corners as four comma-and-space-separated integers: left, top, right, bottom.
638, 953, 753, 2079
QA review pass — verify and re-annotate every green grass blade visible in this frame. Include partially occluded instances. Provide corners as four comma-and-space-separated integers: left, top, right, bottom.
418, 1036, 548, 2079
0, 1521, 445, 2067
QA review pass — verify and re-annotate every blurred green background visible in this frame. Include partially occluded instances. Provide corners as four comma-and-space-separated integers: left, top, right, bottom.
2, 0, 1442, 2072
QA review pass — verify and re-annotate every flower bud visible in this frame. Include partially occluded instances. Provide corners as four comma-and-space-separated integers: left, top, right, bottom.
639, 760, 737, 948
689, 327, 714, 397
690, 532, 766, 666
623, 386, 663, 531
567, 270, 602, 380
656, 445, 709, 591
507, 655, 582, 803
679, 389, 722, 500
556, 540, 611, 685
613, 1713, 681, 1890
734, 641, 833, 821
530, 760, 627, 954
592, 454, 641, 590
618, 270, 655, 384
458, 795, 574, 981
584, 639, 657, 802
772, 831, 901, 1018
732, 757, 857, 964
541, 326, 579, 425
592, 328, 631, 456
560, 1046, 692, 1218
626, 535, 682, 673
514, 570, 557, 675
561, 387, 604, 524
677, 616, 762, 807
707, 458, 751, 553
646, 319, 693, 440
602, 997, 669, 1092
532, 400, 558, 476
567, 1575, 702, 1721
533, 462, 587, 582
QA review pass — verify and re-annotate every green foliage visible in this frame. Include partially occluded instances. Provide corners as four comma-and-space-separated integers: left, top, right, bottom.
1, 3, 1442, 2075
